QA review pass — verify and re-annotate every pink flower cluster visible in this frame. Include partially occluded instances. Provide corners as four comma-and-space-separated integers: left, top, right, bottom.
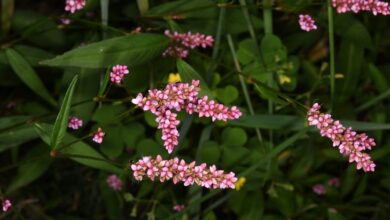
332, 0, 390, 15
163, 30, 214, 58
106, 174, 123, 191
173, 204, 185, 212
2, 199, 11, 212
110, 65, 129, 84
299, 14, 317, 32
92, 127, 105, 144
68, 116, 83, 130
65, 0, 86, 13
313, 184, 326, 195
132, 80, 242, 153
307, 103, 376, 172
131, 155, 237, 189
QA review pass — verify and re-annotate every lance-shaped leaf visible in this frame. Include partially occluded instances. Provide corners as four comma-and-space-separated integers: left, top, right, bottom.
5, 48, 57, 106
50, 75, 78, 149
41, 33, 169, 68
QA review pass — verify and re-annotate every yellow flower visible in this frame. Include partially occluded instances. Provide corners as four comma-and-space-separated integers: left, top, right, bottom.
168, 73, 181, 83
234, 177, 246, 191
278, 74, 291, 85
335, 73, 344, 79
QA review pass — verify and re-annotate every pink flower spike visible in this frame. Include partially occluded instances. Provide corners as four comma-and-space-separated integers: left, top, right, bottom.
163, 30, 214, 58
299, 14, 317, 32
65, 0, 86, 13
313, 184, 326, 195
332, 0, 390, 16
106, 174, 123, 191
173, 204, 185, 212
307, 103, 376, 172
131, 155, 237, 189
110, 65, 129, 85
2, 199, 11, 212
68, 116, 83, 130
132, 80, 242, 154
92, 127, 105, 144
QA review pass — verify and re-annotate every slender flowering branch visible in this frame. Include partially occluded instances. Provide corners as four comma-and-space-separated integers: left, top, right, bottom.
163, 30, 214, 58
132, 80, 242, 153
65, 0, 86, 13
307, 103, 376, 172
131, 155, 237, 189
299, 14, 317, 32
332, 0, 390, 15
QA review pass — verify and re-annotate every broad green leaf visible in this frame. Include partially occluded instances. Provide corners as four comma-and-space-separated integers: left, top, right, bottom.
230, 114, 390, 131
7, 144, 52, 193
236, 39, 258, 65
50, 75, 78, 149
35, 123, 123, 174
41, 33, 169, 68
100, 126, 125, 157
368, 63, 388, 93
0, 116, 30, 130
260, 34, 287, 68
92, 104, 127, 124
177, 59, 213, 97
0, 125, 38, 152
216, 85, 239, 104
221, 127, 247, 147
5, 48, 57, 106
254, 83, 287, 104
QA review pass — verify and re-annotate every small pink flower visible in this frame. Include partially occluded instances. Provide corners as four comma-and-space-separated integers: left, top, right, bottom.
133, 26, 142, 33
313, 184, 326, 195
68, 116, 83, 130
173, 204, 185, 212
2, 199, 11, 212
307, 103, 376, 172
110, 65, 129, 84
92, 127, 105, 144
328, 177, 340, 187
131, 155, 237, 189
60, 18, 71, 25
299, 14, 317, 32
65, 0, 86, 13
106, 174, 123, 191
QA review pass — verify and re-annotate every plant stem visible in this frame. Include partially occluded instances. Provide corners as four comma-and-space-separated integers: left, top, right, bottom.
227, 34, 263, 143
100, 0, 109, 39
327, 0, 336, 111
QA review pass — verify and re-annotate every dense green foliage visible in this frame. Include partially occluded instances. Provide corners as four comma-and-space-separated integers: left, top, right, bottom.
1, 0, 390, 219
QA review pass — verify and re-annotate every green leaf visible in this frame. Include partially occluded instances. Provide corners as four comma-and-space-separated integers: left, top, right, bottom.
35, 123, 123, 174
50, 75, 78, 149
221, 127, 247, 147
0, 125, 39, 152
41, 33, 169, 68
253, 82, 287, 104
216, 85, 239, 104
7, 144, 52, 193
200, 141, 221, 164
92, 104, 126, 124
260, 34, 287, 68
5, 48, 57, 106
230, 114, 303, 130
177, 59, 213, 97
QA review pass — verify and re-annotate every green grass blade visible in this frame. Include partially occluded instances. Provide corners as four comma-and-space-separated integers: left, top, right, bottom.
5, 48, 57, 106
50, 75, 79, 149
